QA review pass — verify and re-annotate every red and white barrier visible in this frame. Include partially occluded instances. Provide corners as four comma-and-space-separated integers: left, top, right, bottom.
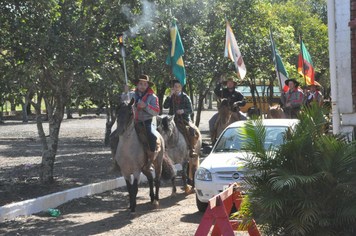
195, 183, 260, 236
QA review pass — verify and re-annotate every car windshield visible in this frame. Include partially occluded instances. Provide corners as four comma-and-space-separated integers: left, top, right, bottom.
213, 126, 288, 153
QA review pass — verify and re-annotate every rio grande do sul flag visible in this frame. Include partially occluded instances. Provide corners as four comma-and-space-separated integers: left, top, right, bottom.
224, 19, 246, 80
166, 22, 186, 86
270, 29, 289, 93
298, 40, 315, 85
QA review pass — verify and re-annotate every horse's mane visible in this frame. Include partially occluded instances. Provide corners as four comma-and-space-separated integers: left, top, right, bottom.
220, 98, 230, 109
162, 116, 169, 131
268, 104, 284, 118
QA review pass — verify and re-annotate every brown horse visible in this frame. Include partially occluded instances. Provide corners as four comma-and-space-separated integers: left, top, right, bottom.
211, 98, 237, 145
114, 98, 176, 216
267, 104, 286, 119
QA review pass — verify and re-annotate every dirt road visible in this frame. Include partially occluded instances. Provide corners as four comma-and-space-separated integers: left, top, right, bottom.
0, 110, 254, 235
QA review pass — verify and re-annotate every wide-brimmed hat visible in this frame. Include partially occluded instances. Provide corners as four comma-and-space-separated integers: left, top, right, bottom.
285, 78, 300, 87
133, 74, 154, 87
222, 77, 237, 86
307, 81, 321, 88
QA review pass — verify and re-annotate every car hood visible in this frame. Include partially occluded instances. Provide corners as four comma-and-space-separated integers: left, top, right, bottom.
199, 152, 248, 173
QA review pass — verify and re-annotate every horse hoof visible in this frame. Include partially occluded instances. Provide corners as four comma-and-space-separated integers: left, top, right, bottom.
152, 200, 159, 209
171, 192, 177, 197
185, 186, 192, 195
129, 211, 138, 218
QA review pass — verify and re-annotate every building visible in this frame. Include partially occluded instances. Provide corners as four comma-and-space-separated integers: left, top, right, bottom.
328, 0, 356, 139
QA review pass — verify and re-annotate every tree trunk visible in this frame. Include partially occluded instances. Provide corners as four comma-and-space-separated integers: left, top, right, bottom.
66, 103, 73, 119
195, 92, 206, 128
22, 100, 28, 123
39, 100, 64, 184
156, 85, 166, 115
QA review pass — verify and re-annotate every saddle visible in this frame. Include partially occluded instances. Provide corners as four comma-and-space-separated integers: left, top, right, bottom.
134, 123, 161, 154
173, 116, 200, 146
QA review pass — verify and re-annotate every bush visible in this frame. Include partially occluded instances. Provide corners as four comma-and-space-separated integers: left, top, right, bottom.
241, 104, 356, 236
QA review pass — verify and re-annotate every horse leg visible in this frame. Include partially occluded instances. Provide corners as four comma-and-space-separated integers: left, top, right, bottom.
170, 175, 177, 196
125, 178, 139, 217
145, 172, 155, 204
182, 161, 192, 194
153, 177, 160, 209
190, 161, 197, 190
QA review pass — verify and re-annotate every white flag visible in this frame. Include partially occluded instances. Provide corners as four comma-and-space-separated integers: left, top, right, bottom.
224, 20, 246, 80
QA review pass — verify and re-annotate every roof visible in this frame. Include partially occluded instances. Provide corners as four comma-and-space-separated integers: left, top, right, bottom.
226, 119, 299, 128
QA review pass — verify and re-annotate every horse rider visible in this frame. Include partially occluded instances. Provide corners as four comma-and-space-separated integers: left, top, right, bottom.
280, 78, 303, 118
303, 81, 323, 107
209, 76, 246, 137
109, 74, 159, 173
163, 79, 198, 158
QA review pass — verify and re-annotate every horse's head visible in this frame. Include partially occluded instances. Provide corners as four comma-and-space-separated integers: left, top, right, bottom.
268, 104, 285, 119
158, 115, 175, 138
116, 97, 135, 135
218, 98, 231, 118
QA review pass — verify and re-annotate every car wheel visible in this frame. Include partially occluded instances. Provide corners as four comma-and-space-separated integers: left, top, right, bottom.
196, 194, 208, 212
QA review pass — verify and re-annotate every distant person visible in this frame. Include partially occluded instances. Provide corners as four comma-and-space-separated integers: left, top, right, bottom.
209, 77, 246, 137
280, 79, 303, 118
303, 81, 323, 107
163, 80, 198, 158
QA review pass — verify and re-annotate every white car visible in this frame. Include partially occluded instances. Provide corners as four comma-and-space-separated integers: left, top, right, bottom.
195, 119, 299, 212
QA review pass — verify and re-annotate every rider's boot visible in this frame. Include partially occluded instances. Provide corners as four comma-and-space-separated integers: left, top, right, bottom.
189, 136, 199, 158
144, 150, 155, 172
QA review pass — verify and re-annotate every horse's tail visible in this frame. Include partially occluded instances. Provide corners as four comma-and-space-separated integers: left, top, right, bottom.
161, 151, 177, 180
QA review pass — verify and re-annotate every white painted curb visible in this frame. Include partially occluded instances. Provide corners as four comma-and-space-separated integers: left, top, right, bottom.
0, 164, 182, 222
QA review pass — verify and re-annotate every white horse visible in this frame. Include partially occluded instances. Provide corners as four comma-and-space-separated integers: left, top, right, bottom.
114, 98, 176, 216
157, 115, 202, 194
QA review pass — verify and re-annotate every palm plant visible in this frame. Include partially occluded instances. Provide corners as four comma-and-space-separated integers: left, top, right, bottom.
240, 104, 356, 235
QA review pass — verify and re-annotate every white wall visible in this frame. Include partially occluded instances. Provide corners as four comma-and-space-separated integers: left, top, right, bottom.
335, 0, 354, 114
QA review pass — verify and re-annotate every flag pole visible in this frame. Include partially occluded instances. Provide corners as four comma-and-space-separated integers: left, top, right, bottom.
299, 35, 307, 87
169, 21, 175, 113
119, 36, 128, 85
270, 27, 283, 92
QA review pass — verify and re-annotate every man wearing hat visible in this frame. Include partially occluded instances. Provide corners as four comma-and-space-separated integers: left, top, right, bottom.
281, 78, 304, 118
163, 80, 198, 158
303, 81, 323, 107
109, 74, 159, 173
209, 77, 246, 136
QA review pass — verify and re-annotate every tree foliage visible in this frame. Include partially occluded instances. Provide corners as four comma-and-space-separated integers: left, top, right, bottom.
0, 0, 330, 184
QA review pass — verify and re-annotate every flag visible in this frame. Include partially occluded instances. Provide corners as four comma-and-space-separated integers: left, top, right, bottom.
270, 30, 289, 93
224, 19, 246, 80
298, 40, 315, 85
166, 22, 186, 86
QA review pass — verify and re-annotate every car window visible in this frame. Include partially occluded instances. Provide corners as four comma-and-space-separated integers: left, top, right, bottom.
213, 126, 288, 153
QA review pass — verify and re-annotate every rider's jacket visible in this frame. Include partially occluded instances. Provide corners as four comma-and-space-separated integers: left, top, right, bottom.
213, 83, 246, 112
303, 90, 323, 106
163, 92, 193, 122
121, 88, 159, 122
281, 88, 303, 109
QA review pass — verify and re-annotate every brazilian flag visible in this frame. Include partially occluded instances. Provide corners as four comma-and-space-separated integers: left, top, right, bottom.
166, 22, 186, 86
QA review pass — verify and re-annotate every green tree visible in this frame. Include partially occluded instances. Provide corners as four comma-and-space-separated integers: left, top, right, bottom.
0, 0, 127, 183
